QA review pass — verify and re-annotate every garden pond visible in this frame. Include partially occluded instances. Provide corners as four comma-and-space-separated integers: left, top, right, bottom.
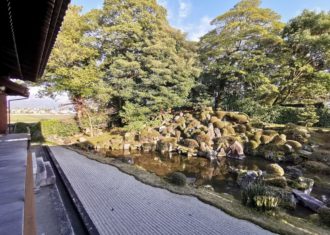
103, 150, 328, 219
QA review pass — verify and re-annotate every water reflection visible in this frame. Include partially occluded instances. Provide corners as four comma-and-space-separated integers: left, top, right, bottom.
104, 150, 270, 196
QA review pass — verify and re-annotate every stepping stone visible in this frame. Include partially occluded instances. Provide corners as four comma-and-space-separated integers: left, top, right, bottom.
293, 189, 324, 212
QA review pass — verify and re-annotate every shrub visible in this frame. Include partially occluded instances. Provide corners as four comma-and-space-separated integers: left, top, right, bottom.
41, 119, 79, 137
241, 183, 280, 210
170, 172, 187, 186
317, 107, 330, 128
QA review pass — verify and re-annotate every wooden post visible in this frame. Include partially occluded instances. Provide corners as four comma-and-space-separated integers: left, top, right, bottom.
23, 150, 37, 235
0, 93, 7, 134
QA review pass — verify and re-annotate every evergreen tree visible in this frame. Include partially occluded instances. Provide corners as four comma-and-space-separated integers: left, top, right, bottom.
272, 10, 330, 106
198, 0, 284, 108
96, 0, 200, 127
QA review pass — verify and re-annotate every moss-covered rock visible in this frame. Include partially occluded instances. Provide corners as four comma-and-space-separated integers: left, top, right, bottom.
213, 121, 229, 129
223, 126, 236, 136
226, 112, 249, 124
287, 177, 314, 194
170, 172, 187, 186
269, 134, 286, 146
140, 128, 160, 142
263, 175, 287, 188
285, 140, 302, 151
156, 137, 177, 153
215, 111, 227, 120
210, 116, 220, 124
266, 164, 285, 176
195, 134, 211, 145
234, 124, 247, 133
183, 139, 199, 149
260, 135, 275, 144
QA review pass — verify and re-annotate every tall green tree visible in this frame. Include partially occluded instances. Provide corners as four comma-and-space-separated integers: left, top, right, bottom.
198, 0, 284, 108
41, 6, 110, 135
271, 10, 330, 106
95, 0, 200, 128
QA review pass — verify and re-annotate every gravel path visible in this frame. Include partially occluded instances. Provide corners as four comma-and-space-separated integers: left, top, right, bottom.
50, 146, 273, 235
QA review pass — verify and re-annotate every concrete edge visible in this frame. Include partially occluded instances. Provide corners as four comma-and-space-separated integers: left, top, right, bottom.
44, 146, 100, 235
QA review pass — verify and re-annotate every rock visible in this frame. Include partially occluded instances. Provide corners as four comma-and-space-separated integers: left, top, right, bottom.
318, 207, 330, 227
293, 189, 325, 212
288, 177, 314, 195
286, 140, 303, 151
156, 138, 177, 153
234, 124, 247, 133
210, 116, 220, 124
271, 134, 287, 145
260, 135, 275, 144
123, 143, 130, 150
195, 134, 211, 146
285, 166, 303, 179
213, 121, 228, 129
214, 111, 227, 120
170, 172, 187, 186
282, 144, 293, 153
79, 137, 87, 142
263, 175, 287, 188
199, 184, 215, 191
207, 123, 215, 140
214, 128, 221, 138
298, 150, 312, 158
264, 150, 285, 162
183, 139, 199, 149
206, 150, 217, 160
142, 143, 156, 152
237, 170, 262, 189
268, 187, 297, 210
304, 161, 330, 175
266, 163, 285, 176
226, 112, 249, 124
139, 128, 160, 142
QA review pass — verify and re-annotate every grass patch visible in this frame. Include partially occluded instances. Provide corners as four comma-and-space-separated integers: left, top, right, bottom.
10, 114, 74, 123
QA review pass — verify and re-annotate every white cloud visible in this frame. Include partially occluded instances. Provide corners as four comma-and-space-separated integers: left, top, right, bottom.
157, 0, 168, 8
178, 0, 191, 19
188, 16, 214, 41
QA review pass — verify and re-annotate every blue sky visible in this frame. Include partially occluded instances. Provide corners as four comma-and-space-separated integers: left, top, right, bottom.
73, 0, 330, 41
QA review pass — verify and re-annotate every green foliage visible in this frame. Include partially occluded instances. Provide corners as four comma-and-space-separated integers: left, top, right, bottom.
317, 107, 330, 127
12, 122, 43, 142
241, 183, 280, 210
96, 0, 200, 127
199, 0, 284, 107
41, 119, 80, 137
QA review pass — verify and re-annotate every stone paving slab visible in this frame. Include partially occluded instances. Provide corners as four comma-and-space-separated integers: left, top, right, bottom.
0, 135, 29, 235
50, 146, 273, 235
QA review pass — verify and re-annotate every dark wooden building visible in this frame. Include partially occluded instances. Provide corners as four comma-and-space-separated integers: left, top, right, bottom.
0, 0, 70, 133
